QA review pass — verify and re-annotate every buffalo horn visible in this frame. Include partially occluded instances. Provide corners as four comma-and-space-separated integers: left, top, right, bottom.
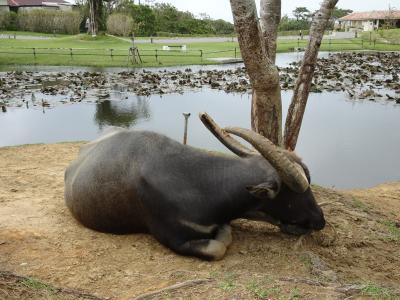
224, 127, 309, 193
199, 112, 256, 158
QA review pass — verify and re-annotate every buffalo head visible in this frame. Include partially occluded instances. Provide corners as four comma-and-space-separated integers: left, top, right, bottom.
200, 113, 325, 235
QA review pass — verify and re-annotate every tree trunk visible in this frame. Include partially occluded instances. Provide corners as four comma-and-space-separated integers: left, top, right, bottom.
259, 0, 281, 64
283, 0, 339, 150
230, 0, 282, 145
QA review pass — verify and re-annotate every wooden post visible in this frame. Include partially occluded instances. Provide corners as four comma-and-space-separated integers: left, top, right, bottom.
234, 47, 237, 58
110, 49, 113, 60
200, 50, 203, 62
70, 48, 73, 59
155, 49, 158, 62
32, 48, 36, 59
329, 38, 332, 52
182, 113, 191, 145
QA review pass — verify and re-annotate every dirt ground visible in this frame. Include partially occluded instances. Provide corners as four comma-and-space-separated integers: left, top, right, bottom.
0, 143, 399, 300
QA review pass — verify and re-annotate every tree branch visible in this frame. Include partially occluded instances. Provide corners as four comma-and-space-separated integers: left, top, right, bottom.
260, 0, 281, 64
283, 0, 339, 150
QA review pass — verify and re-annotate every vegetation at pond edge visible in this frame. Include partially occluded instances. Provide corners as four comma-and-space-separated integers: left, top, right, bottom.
1, 32, 399, 67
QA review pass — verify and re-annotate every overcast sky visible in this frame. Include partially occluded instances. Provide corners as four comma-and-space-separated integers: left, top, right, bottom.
154, 0, 398, 22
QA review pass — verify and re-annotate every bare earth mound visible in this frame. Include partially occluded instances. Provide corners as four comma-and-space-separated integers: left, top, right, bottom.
0, 143, 399, 299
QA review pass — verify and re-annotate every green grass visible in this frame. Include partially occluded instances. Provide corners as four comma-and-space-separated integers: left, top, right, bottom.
382, 220, 400, 242
362, 283, 393, 298
21, 277, 58, 295
0, 32, 399, 67
351, 196, 369, 212
362, 28, 400, 45
246, 280, 281, 299
219, 273, 237, 292
0, 30, 70, 37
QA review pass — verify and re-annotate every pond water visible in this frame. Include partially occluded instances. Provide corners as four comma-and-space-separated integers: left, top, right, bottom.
1, 88, 399, 189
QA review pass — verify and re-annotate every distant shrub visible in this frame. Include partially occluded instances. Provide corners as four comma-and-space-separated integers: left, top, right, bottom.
106, 13, 135, 37
0, 11, 18, 30
17, 10, 81, 34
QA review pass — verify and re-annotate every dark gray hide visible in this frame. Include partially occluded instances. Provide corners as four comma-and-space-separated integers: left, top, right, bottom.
65, 128, 324, 260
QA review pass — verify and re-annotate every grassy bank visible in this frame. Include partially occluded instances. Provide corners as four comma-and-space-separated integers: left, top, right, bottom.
362, 28, 400, 45
0, 33, 399, 67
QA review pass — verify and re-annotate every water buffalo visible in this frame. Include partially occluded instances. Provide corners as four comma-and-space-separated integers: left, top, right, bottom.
64, 113, 325, 260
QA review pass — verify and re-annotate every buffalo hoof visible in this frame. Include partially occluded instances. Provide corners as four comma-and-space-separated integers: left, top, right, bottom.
279, 224, 311, 236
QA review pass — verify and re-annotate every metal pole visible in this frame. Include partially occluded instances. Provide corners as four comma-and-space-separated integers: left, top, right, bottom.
182, 113, 191, 145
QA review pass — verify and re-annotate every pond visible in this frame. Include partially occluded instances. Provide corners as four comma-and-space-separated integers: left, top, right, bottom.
1, 88, 399, 189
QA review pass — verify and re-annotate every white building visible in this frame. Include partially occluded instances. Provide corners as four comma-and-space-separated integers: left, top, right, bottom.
338, 10, 400, 31
0, 0, 9, 12
6, 0, 73, 12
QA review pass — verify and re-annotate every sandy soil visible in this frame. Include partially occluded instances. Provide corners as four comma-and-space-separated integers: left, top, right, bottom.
0, 143, 399, 299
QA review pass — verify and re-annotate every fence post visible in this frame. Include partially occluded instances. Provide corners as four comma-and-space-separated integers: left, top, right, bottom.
155, 49, 158, 62
361, 39, 364, 49
329, 38, 332, 52
32, 48, 36, 59
70, 48, 73, 59
234, 47, 237, 58
200, 50, 203, 62
110, 49, 113, 60
297, 38, 300, 49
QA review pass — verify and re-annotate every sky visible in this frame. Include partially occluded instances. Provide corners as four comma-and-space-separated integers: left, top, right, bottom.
153, 0, 398, 22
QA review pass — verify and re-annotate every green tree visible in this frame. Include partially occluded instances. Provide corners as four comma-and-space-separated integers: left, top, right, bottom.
153, 3, 180, 33
210, 19, 234, 34
331, 8, 353, 19
293, 7, 310, 21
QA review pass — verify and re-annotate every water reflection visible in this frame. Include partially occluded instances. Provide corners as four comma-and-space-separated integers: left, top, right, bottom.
94, 96, 150, 129
1, 89, 399, 189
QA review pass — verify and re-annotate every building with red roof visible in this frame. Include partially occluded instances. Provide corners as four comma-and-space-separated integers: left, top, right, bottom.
3, 0, 73, 12
338, 10, 400, 31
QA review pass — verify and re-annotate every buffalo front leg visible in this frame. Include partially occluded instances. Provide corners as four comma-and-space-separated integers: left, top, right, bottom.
174, 224, 232, 260
215, 224, 232, 248
176, 239, 227, 261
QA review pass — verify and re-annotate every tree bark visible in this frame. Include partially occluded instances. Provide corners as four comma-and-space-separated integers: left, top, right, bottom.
259, 0, 281, 64
230, 0, 282, 145
283, 0, 338, 150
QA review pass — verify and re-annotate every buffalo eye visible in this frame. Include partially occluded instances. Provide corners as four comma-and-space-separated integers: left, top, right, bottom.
246, 181, 280, 200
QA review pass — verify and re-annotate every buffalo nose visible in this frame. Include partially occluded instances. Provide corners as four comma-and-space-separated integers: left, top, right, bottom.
313, 215, 326, 231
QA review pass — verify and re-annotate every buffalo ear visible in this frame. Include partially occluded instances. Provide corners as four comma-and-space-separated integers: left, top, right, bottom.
246, 181, 280, 200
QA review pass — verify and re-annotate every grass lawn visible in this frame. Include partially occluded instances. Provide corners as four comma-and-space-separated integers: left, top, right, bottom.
0, 30, 70, 37
362, 28, 400, 44
0, 32, 399, 67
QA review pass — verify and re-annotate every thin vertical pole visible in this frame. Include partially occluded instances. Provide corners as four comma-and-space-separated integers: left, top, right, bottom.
182, 113, 191, 145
